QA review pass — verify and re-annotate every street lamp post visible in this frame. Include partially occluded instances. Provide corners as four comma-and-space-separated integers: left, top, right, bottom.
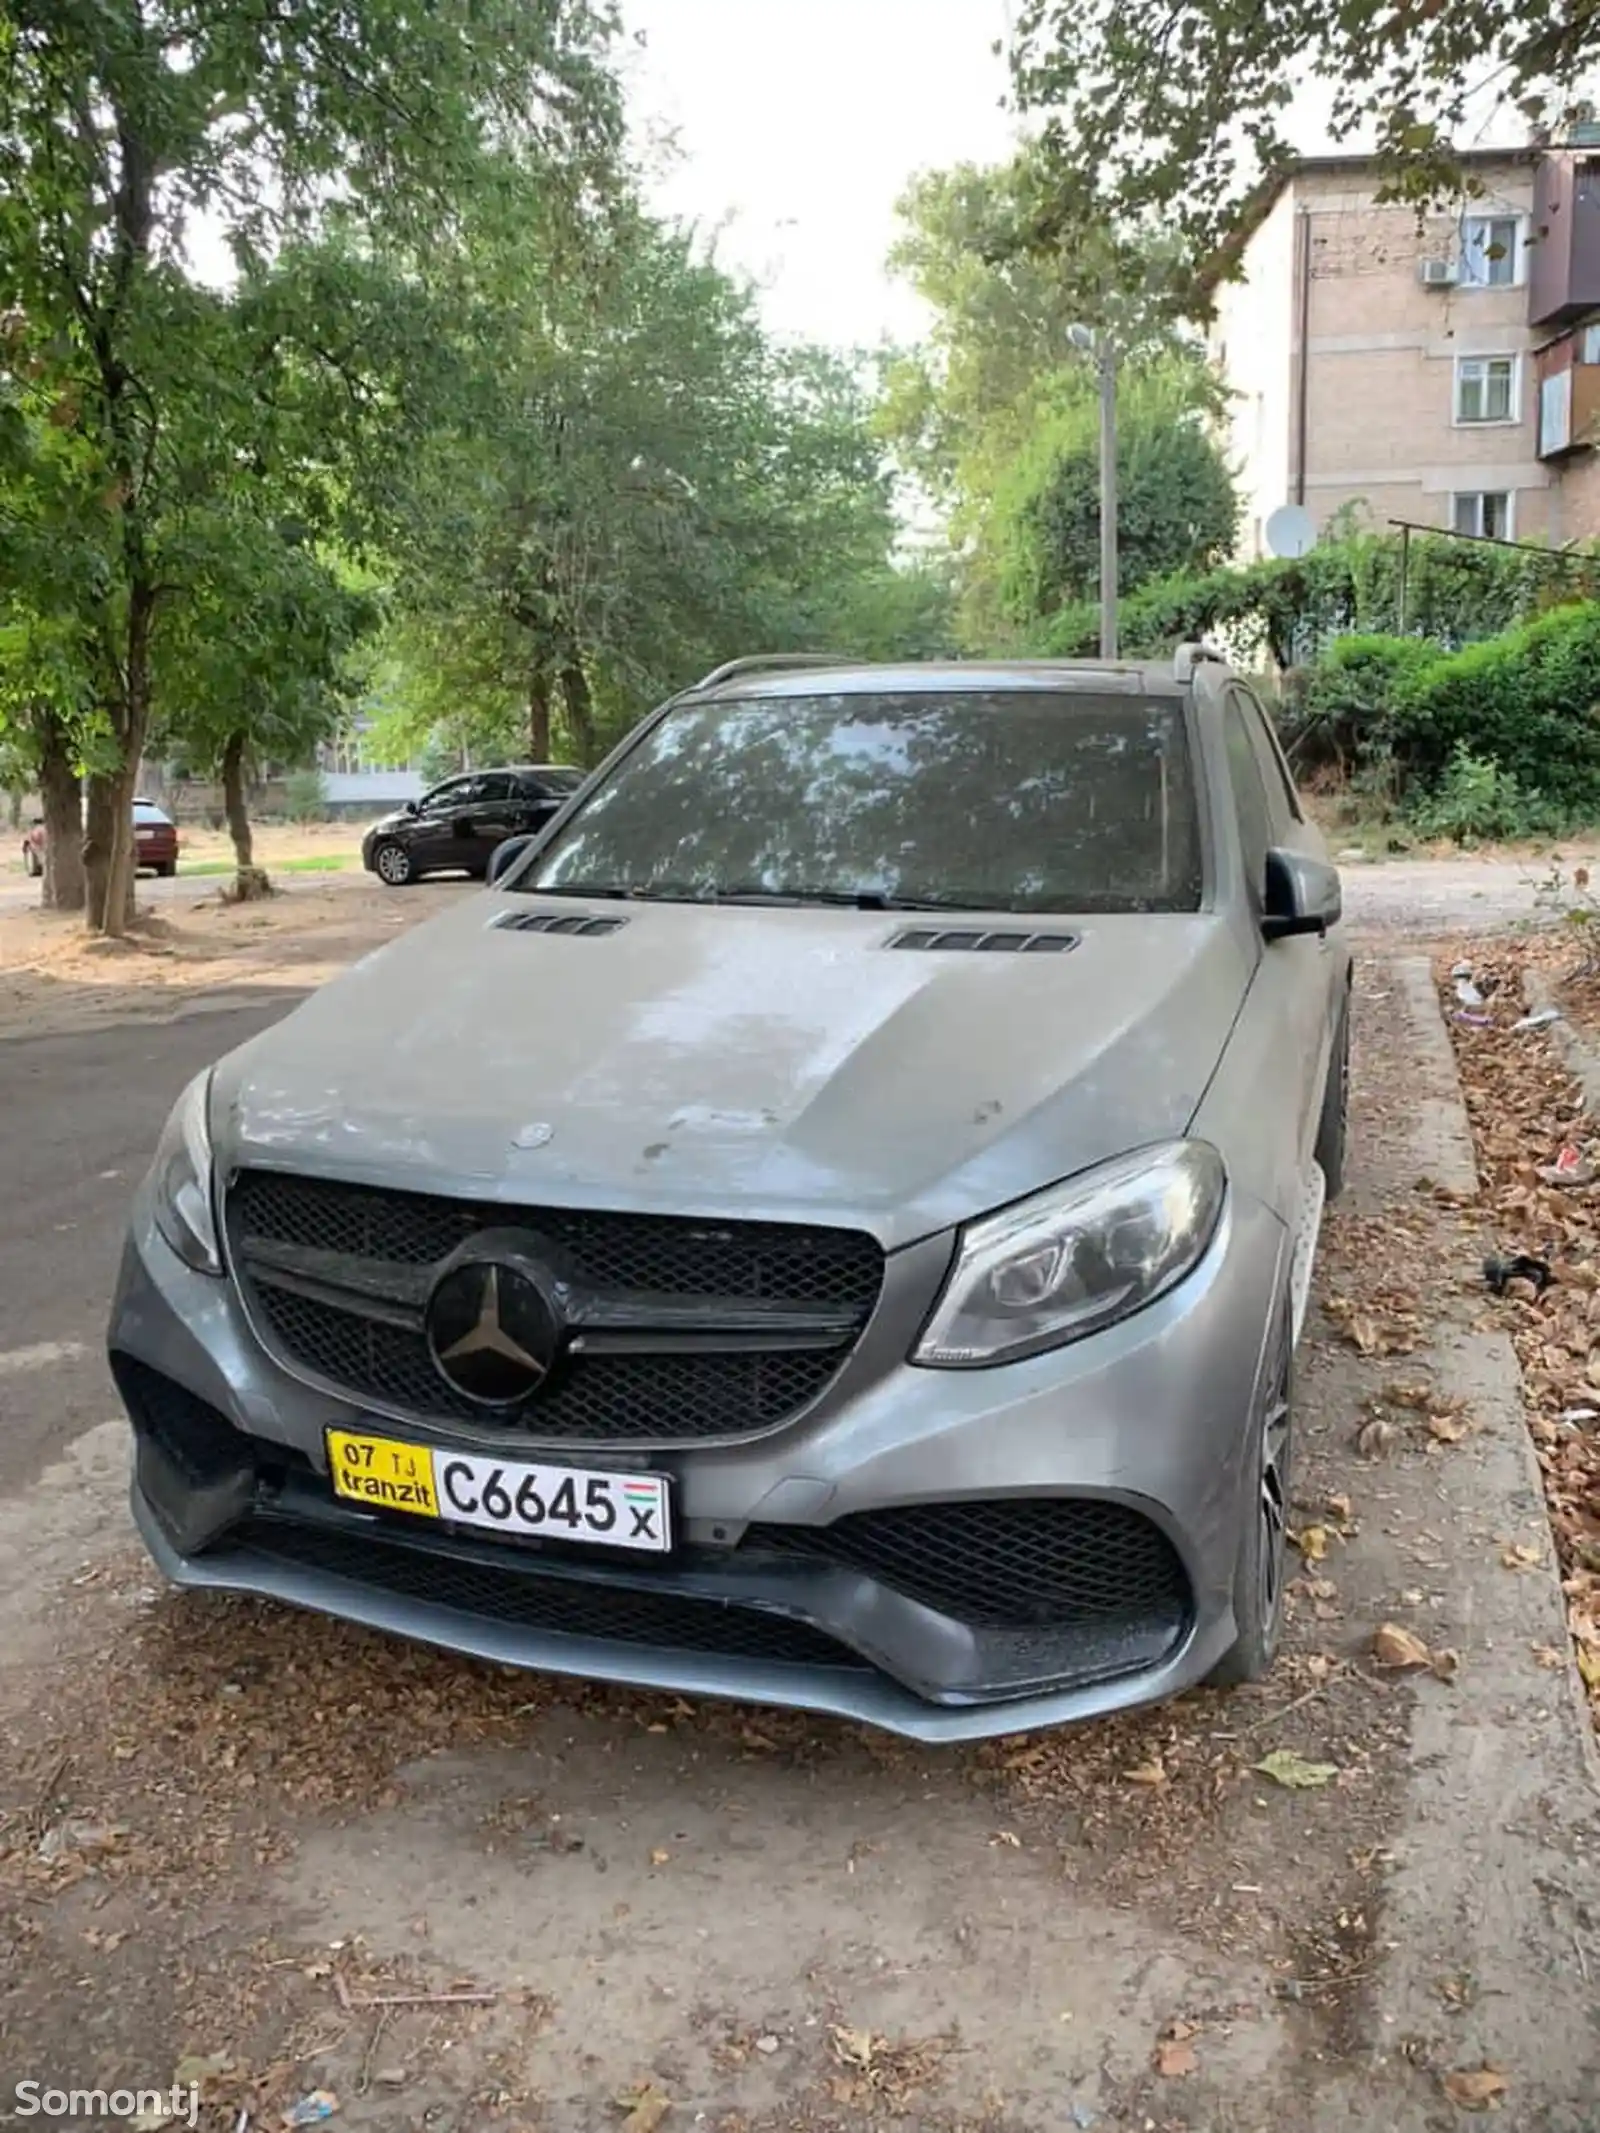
1070, 323, 1119, 659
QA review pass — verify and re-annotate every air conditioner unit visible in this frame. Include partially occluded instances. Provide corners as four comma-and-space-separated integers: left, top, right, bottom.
1419, 258, 1458, 288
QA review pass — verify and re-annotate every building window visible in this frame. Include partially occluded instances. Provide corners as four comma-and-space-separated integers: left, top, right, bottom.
1541, 367, 1574, 455
1451, 491, 1514, 540
1460, 215, 1521, 287
1581, 322, 1600, 366
1455, 354, 1518, 423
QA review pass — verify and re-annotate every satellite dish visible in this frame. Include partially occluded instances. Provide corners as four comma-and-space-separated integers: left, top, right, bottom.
1264, 504, 1316, 559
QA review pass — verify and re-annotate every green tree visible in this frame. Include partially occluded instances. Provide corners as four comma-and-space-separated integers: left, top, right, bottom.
380, 210, 908, 768
152, 521, 378, 896
880, 151, 1230, 652
0, 0, 620, 933
1009, 1, 1591, 289
987, 358, 1237, 627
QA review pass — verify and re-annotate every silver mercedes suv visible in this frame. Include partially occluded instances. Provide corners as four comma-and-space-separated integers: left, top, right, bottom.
109, 649, 1350, 1741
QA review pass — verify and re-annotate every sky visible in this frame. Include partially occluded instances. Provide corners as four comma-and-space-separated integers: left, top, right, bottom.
617, 0, 1018, 351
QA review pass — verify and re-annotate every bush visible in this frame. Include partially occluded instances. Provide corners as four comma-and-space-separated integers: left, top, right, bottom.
1391, 600, 1600, 811
1292, 633, 1445, 777
1406, 745, 1544, 843
283, 768, 329, 823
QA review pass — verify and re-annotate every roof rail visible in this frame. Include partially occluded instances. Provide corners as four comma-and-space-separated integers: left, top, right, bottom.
690, 652, 848, 693
1172, 640, 1228, 684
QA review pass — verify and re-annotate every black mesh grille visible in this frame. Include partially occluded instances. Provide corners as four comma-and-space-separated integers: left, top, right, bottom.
240, 1519, 866, 1669
229, 1170, 882, 1444
760, 1499, 1189, 1632
252, 1284, 845, 1437
112, 1351, 248, 1482
230, 1170, 881, 1305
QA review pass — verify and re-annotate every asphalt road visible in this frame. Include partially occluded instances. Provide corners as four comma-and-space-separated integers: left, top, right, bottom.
0, 1000, 295, 1496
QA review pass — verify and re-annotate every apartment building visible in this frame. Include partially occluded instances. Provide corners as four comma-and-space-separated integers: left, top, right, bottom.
1211, 141, 1600, 558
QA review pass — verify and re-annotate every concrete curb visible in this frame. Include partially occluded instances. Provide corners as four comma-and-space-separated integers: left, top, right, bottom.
1373, 957, 1599, 2125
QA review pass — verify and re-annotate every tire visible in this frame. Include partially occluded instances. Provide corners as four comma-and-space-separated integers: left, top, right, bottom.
22, 845, 41, 878
156, 860, 176, 878
1314, 993, 1351, 1201
1209, 1297, 1294, 1688
372, 840, 415, 887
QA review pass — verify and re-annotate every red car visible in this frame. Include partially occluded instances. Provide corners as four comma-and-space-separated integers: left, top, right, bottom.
22, 797, 180, 879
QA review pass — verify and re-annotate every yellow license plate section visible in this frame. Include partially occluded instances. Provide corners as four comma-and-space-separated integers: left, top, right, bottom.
327, 1430, 440, 1517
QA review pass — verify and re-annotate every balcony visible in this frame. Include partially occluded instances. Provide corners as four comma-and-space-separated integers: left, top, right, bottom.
1529, 153, 1600, 326
1536, 328, 1600, 456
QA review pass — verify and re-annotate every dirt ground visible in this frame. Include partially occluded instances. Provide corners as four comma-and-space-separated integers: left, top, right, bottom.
0, 859, 1597, 2130
0, 876, 459, 1039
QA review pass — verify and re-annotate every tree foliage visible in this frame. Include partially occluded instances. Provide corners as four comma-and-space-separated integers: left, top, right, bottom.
1009, 0, 1595, 296
985, 358, 1235, 627
0, 0, 621, 931
881, 151, 1231, 652
376, 209, 927, 767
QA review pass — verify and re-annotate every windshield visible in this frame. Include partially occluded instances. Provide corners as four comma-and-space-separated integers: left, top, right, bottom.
539, 766, 585, 793
520, 690, 1202, 914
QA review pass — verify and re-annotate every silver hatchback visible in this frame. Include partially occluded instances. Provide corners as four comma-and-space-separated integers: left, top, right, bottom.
109, 649, 1350, 1740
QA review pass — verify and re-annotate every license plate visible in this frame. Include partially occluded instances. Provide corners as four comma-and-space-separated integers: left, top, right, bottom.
325, 1430, 671, 1552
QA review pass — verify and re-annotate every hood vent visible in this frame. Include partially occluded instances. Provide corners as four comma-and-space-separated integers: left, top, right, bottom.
492, 909, 628, 938
889, 926, 1078, 955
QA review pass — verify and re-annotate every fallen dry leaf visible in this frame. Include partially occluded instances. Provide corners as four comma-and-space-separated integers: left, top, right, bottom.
1254, 1749, 1339, 1789
1373, 1622, 1433, 1670
648, 1848, 670, 1867
1155, 2038, 1198, 2078
1428, 1414, 1470, 1444
1356, 1416, 1397, 1458
1294, 1524, 1329, 1563
829, 2025, 877, 2071
1122, 1757, 1167, 1786
1501, 1543, 1544, 1570
988, 1829, 1022, 1848
614, 2081, 672, 2133
1441, 2065, 1509, 2110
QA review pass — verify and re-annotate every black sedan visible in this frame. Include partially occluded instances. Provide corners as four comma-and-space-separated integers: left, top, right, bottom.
361, 765, 586, 886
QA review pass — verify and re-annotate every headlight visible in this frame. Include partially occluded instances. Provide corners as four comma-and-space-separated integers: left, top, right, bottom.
150, 1071, 223, 1276
914, 1140, 1225, 1368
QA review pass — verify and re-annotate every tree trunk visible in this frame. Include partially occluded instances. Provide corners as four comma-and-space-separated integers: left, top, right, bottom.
84, 762, 138, 935
561, 659, 597, 767
221, 731, 271, 900
37, 719, 85, 913
528, 670, 552, 760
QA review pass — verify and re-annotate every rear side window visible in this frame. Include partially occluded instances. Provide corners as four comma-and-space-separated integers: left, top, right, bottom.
1233, 685, 1303, 830
1224, 699, 1274, 911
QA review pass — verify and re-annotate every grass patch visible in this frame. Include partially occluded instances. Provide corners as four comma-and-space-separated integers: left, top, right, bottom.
180, 853, 356, 878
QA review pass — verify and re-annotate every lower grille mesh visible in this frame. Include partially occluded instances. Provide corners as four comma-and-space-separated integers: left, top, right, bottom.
761, 1499, 1188, 1631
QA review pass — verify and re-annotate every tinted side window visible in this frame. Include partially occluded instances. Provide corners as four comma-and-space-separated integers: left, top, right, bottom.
474, 774, 515, 803
1224, 699, 1274, 911
421, 778, 469, 814
1235, 685, 1303, 830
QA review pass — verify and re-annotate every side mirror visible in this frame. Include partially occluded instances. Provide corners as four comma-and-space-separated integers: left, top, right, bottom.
404, 799, 420, 815
486, 835, 534, 889
1262, 849, 1341, 941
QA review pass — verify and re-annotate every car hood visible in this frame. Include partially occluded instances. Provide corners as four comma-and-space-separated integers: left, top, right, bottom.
364, 808, 416, 839
212, 897, 1251, 1249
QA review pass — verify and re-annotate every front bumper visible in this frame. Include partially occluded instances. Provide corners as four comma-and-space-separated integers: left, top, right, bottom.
108, 1184, 1289, 1743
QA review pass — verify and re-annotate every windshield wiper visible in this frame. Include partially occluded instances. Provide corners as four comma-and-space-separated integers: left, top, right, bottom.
520, 882, 710, 903
715, 887, 982, 911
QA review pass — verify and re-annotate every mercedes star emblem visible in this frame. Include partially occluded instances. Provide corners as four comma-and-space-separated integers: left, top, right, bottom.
425, 1246, 562, 1408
